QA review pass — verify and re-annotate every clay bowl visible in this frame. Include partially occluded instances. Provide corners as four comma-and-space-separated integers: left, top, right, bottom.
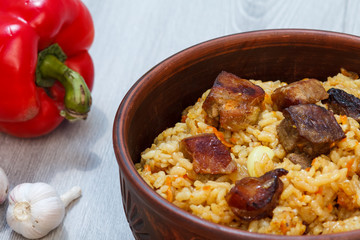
113, 29, 360, 240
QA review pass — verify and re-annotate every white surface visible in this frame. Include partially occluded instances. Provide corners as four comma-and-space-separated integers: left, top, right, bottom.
1, 0, 360, 239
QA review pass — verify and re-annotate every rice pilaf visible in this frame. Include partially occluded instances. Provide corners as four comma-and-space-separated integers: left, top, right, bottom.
136, 72, 360, 235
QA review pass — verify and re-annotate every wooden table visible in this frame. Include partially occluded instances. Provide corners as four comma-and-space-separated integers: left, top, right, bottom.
1, 0, 360, 239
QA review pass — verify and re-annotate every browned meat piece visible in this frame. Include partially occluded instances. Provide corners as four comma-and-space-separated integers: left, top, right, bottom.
286, 153, 311, 169
202, 71, 265, 131
226, 168, 288, 221
277, 104, 345, 158
325, 88, 360, 122
180, 133, 237, 174
341, 67, 359, 80
271, 78, 328, 111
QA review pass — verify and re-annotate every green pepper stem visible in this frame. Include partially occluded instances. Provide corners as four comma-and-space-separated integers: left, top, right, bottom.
37, 54, 92, 121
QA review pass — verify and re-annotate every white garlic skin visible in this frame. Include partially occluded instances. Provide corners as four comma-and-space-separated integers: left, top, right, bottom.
6, 182, 65, 239
0, 167, 9, 204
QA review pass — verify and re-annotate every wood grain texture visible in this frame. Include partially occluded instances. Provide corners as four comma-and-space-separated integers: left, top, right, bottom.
0, 0, 360, 239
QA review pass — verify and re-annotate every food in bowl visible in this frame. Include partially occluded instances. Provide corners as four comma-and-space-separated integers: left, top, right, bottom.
136, 68, 360, 235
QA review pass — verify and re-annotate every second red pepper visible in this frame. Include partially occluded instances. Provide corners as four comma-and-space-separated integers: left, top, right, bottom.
0, 0, 94, 138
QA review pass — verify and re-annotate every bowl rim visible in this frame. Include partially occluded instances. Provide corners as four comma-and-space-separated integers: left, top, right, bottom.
113, 29, 360, 239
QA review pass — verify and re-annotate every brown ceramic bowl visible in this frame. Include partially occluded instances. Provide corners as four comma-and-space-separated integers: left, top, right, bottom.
113, 29, 360, 240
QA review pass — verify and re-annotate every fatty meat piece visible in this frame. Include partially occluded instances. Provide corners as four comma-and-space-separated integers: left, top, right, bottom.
277, 104, 345, 158
202, 71, 265, 131
271, 78, 328, 111
180, 133, 237, 174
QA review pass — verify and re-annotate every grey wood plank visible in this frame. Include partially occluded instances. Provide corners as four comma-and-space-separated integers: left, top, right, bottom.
0, 0, 360, 239
232, 0, 345, 31
344, 0, 360, 35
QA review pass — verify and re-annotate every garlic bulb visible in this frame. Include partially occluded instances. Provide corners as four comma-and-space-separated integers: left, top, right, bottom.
6, 182, 81, 239
0, 167, 9, 204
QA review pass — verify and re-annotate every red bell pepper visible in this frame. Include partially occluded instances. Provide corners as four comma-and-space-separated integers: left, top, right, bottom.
0, 0, 94, 138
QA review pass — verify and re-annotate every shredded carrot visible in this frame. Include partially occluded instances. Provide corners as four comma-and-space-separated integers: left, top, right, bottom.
311, 158, 317, 166
316, 187, 323, 195
203, 185, 211, 191
230, 136, 237, 144
181, 115, 187, 123
280, 220, 288, 235
166, 177, 173, 202
183, 174, 189, 179
340, 115, 348, 125
327, 203, 333, 211
341, 137, 347, 143
301, 195, 306, 201
166, 189, 173, 202
305, 167, 311, 172
208, 126, 234, 148
207, 126, 216, 131
330, 142, 336, 148
346, 158, 355, 175
197, 98, 201, 102
166, 176, 172, 185
144, 164, 151, 172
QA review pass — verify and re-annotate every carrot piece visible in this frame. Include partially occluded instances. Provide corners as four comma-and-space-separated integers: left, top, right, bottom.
346, 158, 355, 176
311, 158, 317, 166
166, 189, 173, 202
203, 185, 211, 191
327, 203, 333, 211
301, 195, 306, 201
166, 177, 173, 202
144, 164, 151, 172
230, 136, 237, 144
340, 115, 348, 125
316, 187, 323, 195
208, 126, 234, 148
166, 176, 172, 185
280, 220, 288, 235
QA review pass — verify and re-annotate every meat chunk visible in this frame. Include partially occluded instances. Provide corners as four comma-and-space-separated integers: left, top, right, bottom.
271, 78, 328, 111
286, 153, 311, 169
202, 71, 265, 131
325, 88, 360, 122
277, 104, 345, 158
226, 168, 288, 221
180, 133, 237, 174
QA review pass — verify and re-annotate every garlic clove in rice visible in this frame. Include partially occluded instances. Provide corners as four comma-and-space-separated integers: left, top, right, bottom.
247, 146, 275, 177
6, 182, 81, 239
0, 167, 9, 204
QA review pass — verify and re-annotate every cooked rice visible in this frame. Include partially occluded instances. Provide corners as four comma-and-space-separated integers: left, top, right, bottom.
136, 73, 360, 235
